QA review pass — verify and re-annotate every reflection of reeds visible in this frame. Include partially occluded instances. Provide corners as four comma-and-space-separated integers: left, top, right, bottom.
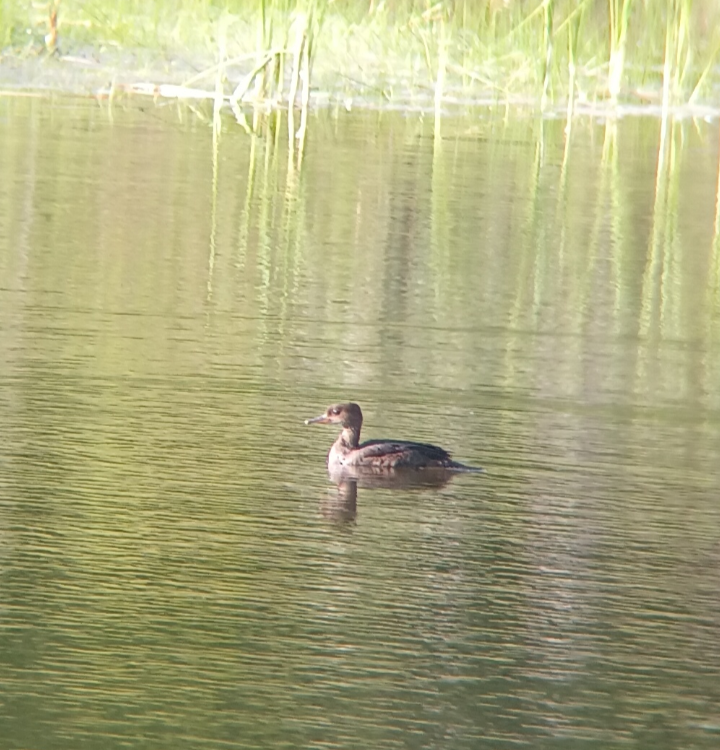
711, 129, 720, 318
640, 114, 673, 342
6, 97, 719, 416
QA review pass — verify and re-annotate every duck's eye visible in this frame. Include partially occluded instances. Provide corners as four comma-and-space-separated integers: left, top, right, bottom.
330, 407, 340, 415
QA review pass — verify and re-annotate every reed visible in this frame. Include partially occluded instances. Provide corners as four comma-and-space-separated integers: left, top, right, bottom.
607, 0, 633, 104
2, 1, 720, 111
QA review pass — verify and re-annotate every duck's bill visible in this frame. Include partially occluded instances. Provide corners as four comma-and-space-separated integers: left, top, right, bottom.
305, 414, 330, 425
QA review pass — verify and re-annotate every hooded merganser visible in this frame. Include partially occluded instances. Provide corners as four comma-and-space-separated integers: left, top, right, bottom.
305, 402, 482, 472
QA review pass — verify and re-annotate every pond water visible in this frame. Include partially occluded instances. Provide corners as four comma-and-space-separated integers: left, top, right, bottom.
1, 97, 719, 749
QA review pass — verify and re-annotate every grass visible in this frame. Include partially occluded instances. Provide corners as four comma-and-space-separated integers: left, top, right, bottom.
2, 1, 720, 113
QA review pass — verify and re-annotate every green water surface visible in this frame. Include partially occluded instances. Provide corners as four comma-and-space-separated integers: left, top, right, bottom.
0, 98, 719, 749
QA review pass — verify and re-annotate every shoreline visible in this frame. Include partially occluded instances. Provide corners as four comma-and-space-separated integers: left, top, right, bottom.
3, 51, 720, 123
2, 1, 720, 121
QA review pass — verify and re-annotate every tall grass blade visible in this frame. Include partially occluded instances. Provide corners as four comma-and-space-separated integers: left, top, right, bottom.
541, 0, 554, 110
608, 0, 634, 104
434, 18, 446, 142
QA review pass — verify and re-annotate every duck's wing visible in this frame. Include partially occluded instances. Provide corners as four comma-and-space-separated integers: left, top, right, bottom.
355, 439, 453, 468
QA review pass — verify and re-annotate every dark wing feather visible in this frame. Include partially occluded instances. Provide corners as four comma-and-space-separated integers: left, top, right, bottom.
355, 439, 453, 468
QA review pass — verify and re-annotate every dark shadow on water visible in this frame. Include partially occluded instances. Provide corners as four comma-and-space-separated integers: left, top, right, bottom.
320, 464, 481, 523
320, 476, 359, 524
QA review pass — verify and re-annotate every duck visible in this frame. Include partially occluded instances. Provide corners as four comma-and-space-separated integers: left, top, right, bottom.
305, 402, 482, 472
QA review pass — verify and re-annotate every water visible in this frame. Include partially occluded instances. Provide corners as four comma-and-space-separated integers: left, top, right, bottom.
1, 98, 719, 749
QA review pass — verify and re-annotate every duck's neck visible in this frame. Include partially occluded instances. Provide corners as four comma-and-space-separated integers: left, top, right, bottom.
337, 425, 361, 450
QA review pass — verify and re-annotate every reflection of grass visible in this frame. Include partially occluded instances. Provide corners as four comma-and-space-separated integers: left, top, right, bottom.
3, 95, 719, 411
3, 1, 720, 107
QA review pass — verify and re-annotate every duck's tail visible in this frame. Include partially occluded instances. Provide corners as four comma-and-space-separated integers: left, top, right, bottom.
445, 461, 485, 473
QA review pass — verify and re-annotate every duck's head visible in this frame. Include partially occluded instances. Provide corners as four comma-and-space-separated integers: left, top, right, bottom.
305, 402, 363, 429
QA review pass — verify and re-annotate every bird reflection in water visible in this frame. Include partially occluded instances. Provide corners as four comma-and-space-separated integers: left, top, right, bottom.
320, 464, 470, 523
